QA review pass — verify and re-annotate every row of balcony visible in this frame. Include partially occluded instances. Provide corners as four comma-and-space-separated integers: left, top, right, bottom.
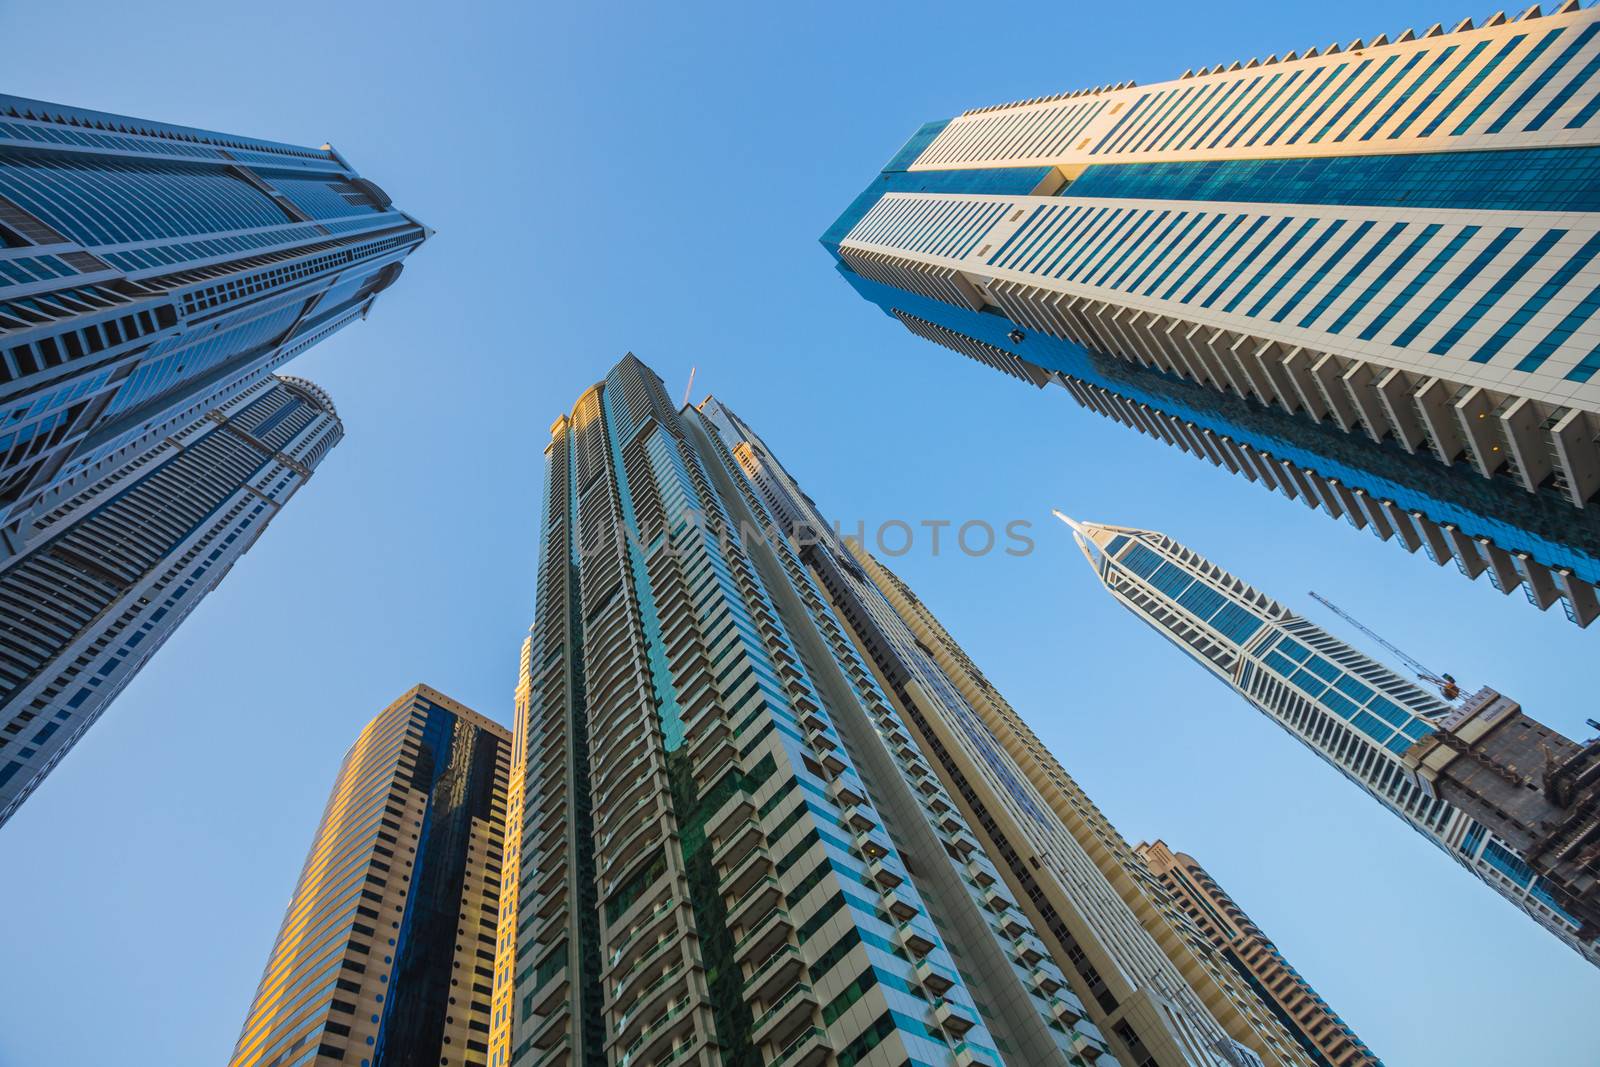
1060, 371, 1600, 627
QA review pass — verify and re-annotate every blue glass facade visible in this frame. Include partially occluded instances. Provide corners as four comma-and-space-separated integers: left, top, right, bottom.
843, 267, 1600, 589
0, 94, 428, 551
826, 11, 1600, 625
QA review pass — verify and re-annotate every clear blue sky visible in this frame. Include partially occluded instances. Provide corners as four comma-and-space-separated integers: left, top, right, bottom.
2, 2, 1595, 1064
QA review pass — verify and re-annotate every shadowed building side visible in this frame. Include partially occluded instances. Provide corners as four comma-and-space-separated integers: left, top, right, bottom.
0, 374, 341, 826
0, 94, 429, 555
229, 685, 510, 1067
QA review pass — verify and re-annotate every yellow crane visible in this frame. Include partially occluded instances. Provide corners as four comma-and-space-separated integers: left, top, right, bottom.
1308, 591, 1462, 702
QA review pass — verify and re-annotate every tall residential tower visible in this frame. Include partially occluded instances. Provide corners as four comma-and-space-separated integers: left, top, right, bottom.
824, 6, 1600, 626
230, 685, 510, 1067
1136, 841, 1379, 1067
498, 354, 1314, 1067
0, 94, 427, 554
1063, 514, 1599, 967
0, 374, 341, 826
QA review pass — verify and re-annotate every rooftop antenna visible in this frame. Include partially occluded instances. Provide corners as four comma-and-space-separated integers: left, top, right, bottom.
1309, 591, 1461, 701
681, 365, 697, 408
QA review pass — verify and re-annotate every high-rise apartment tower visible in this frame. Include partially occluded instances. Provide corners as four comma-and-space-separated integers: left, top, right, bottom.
230, 684, 510, 1067
1064, 515, 1599, 967
0, 374, 341, 826
0, 94, 427, 554
824, 5, 1600, 626
497, 353, 1314, 1067
1136, 841, 1380, 1067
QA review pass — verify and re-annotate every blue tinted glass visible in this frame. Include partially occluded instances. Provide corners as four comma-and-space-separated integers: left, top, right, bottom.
1177, 582, 1226, 619
1334, 675, 1375, 704
1069, 145, 1600, 214
1149, 561, 1193, 598
1276, 637, 1310, 662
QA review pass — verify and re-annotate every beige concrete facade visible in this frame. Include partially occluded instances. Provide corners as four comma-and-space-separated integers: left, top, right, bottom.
1136, 842, 1380, 1067
230, 684, 510, 1067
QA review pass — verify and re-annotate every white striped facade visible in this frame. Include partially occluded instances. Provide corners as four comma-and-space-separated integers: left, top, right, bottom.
1068, 518, 1600, 967
842, 188, 1600, 496
917, 4, 1600, 169
831, 4, 1600, 627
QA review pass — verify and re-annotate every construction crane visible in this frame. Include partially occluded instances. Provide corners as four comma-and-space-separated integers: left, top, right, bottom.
1308, 592, 1462, 702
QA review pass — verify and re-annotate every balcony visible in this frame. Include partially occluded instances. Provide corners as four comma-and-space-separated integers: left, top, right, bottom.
766, 1025, 833, 1067
913, 957, 956, 995
530, 1007, 568, 1050
599, 791, 658, 851
743, 943, 805, 1002
531, 964, 569, 1017
1030, 964, 1064, 996
750, 981, 820, 1047
732, 905, 794, 965
953, 1041, 997, 1067
725, 875, 783, 930
1067, 1031, 1108, 1063
711, 818, 764, 872
993, 908, 1027, 940
896, 920, 935, 958
979, 885, 1011, 913
600, 817, 662, 886
1009, 931, 1047, 967
878, 889, 918, 922
826, 776, 867, 808
615, 962, 690, 1048
852, 828, 890, 862
866, 857, 903, 889
704, 787, 755, 844
609, 899, 680, 983
1049, 996, 1084, 1028
690, 726, 738, 786
719, 844, 774, 901
616, 994, 697, 1067
930, 997, 977, 1037
531, 1032, 571, 1067
840, 804, 875, 834
965, 860, 997, 888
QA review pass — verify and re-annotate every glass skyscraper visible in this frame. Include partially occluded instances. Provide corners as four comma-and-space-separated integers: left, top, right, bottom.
496, 353, 1316, 1067
0, 94, 427, 554
230, 684, 511, 1067
823, 6, 1600, 626
0, 374, 342, 826
1062, 514, 1599, 967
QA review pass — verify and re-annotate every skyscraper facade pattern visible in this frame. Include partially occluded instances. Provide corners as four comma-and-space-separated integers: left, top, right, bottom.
704, 399, 1312, 1067
230, 684, 510, 1067
824, 5, 1600, 626
500, 355, 1132, 1067
0, 94, 427, 554
1135, 841, 1380, 1067
1064, 516, 1599, 967
0, 373, 341, 826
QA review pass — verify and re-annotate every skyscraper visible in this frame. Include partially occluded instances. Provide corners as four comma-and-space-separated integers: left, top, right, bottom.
230, 684, 510, 1067
0, 94, 427, 554
0, 373, 341, 826
1062, 514, 1599, 967
707, 399, 1311, 1067
1135, 841, 1380, 1067
498, 353, 1310, 1067
1402, 688, 1600, 938
823, 5, 1600, 626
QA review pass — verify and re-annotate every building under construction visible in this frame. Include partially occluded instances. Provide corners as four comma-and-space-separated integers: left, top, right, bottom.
1404, 690, 1600, 941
